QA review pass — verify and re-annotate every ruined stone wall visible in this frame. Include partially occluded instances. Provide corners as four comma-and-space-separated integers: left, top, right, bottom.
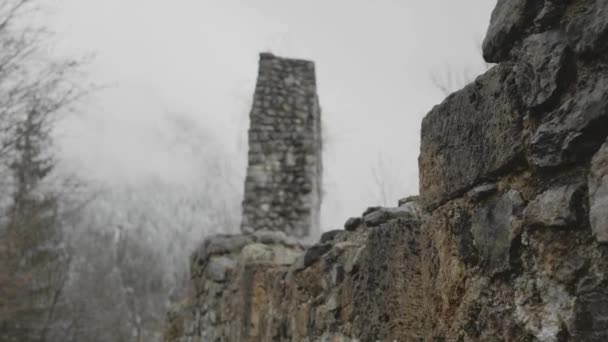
165, 1, 608, 340
241, 53, 322, 240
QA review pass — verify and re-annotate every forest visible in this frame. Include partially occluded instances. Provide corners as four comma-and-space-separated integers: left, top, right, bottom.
0, 1, 243, 341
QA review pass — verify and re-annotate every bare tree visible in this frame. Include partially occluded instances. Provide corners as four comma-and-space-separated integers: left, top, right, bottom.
430, 41, 493, 96
369, 153, 412, 207
0, 1, 85, 341
52, 112, 243, 341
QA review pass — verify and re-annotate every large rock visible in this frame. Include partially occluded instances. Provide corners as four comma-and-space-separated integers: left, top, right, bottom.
566, 0, 608, 56
471, 190, 524, 272
398, 195, 419, 206
466, 183, 498, 202
533, 0, 567, 30
515, 30, 572, 110
589, 140, 608, 242
514, 277, 575, 342
319, 229, 345, 243
252, 228, 300, 247
528, 76, 608, 168
524, 183, 584, 228
352, 219, 424, 341
362, 203, 420, 227
420, 64, 524, 208
482, 0, 538, 63
241, 242, 302, 265
206, 256, 238, 282
343, 217, 362, 231
241, 243, 275, 263
190, 234, 253, 278
303, 243, 332, 267
571, 289, 608, 340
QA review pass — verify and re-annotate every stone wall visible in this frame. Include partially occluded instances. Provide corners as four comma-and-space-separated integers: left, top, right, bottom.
165, 1, 608, 340
241, 53, 322, 240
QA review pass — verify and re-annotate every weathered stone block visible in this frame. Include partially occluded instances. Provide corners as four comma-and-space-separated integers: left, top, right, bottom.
241, 53, 322, 240
420, 64, 524, 208
206, 256, 237, 282
449, 206, 479, 266
343, 217, 362, 231
528, 76, 608, 168
253, 228, 298, 247
319, 229, 344, 244
572, 289, 608, 340
523, 183, 584, 228
514, 278, 575, 342
191, 234, 253, 269
397, 195, 419, 206
471, 190, 524, 272
589, 139, 608, 242
566, 0, 608, 56
352, 219, 424, 341
515, 30, 571, 110
482, 0, 538, 63
466, 183, 498, 202
533, 0, 566, 30
362, 205, 418, 227
362, 206, 381, 216
241, 243, 274, 263
303, 243, 332, 267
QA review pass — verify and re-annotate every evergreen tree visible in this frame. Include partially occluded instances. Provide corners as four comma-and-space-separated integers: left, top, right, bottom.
0, 1, 82, 340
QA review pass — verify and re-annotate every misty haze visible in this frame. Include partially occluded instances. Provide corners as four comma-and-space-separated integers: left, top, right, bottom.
5, 0, 607, 341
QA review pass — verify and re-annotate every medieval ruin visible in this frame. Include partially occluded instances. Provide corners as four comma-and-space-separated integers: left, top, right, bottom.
241, 53, 322, 240
165, 1, 608, 340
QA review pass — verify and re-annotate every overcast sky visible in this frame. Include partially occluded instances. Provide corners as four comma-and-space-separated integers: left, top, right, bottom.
44, 0, 496, 230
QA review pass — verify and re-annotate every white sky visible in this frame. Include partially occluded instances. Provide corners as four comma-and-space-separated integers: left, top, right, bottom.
43, 0, 496, 230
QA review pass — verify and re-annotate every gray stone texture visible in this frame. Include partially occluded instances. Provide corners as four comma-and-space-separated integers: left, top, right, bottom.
528, 76, 608, 168
524, 183, 584, 227
565, 0, 608, 56
534, 0, 567, 30
482, 0, 537, 63
514, 30, 571, 110
397, 195, 419, 206
241, 53, 322, 240
206, 256, 237, 282
590, 139, 608, 242
471, 190, 524, 272
362, 205, 419, 227
419, 63, 524, 208
343, 217, 362, 231
466, 182, 498, 202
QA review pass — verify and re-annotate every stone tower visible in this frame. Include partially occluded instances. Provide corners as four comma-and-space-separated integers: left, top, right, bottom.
241, 53, 322, 240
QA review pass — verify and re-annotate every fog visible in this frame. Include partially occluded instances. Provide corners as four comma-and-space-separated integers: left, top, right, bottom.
0, 1, 501, 340
44, 0, 495, 230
